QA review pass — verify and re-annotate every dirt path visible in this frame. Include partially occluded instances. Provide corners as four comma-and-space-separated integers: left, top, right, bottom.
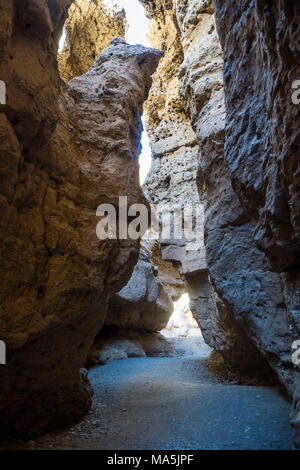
15, 353, 293, 450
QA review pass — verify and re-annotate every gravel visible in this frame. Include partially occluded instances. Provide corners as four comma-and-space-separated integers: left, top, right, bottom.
14, 353, 293, 450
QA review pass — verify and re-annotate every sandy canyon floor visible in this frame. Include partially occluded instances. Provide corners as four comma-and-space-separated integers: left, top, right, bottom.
11, 337, 293, 451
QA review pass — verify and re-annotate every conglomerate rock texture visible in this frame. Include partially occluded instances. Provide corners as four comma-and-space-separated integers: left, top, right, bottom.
0, 0, 161, 439
58, 0, 126, 82
58, 2, 174, 338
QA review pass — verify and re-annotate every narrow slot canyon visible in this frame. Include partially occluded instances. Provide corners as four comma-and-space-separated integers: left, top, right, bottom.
0, 0, 299, 454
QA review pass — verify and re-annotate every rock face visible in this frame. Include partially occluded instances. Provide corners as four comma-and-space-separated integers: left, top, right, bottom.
211, 0, 300, 448
145, 238, 185, 301
168, 0, 299, 445
141, 0, 199, 219
105, 248, 173, 332
86, 337, 146, 366
0, 0, 161, 439
140, 0, 266, 378
141, 0, 300, 445
0, 0, 72, 151
58, 0, 126, 81
174, 0, 274, 379
140, 0, 211, 315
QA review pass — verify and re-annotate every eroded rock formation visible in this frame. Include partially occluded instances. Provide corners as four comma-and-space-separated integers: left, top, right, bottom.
141, 0, 300, 446
0, 0, 161, 439
140, 0, 213, 331
212, 0, 300, 448
105, 248, 173, 332
1, 0, 299, 447
58, 0, 126, 81
139, 0, 267, 379
175, 0, 276, 380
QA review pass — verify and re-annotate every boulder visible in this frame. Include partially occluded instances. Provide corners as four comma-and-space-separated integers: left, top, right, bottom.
105, 248, 173, 332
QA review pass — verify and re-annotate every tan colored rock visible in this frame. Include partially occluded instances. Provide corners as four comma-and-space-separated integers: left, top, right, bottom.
140, 0, 210, 318
0, 0, 162, 439
145, 238, 185, 301
0, 0, 72, 149
58, 0, 126, 81
141, 0, 199, 211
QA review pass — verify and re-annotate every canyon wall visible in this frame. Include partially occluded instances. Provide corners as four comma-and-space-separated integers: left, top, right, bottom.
58, 0, 126, 81
140, 0, 273, 378
212, 0, 300, 448
0, 0, 161, 439
56, 0, 175, 345
141, 0, 299, 445
176, 0, 278, 377
1, 0, 298, 446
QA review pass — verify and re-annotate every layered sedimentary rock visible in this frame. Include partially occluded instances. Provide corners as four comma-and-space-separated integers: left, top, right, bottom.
0, 0, 161, 439
141, 0, 199, 213
58, 0, 126, 81
211, 0, 300, 447
105, 248, 173, 332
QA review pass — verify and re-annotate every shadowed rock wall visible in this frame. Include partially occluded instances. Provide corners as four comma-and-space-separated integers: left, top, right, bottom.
140, 0, 273, 379
212, 0, 300, 448
175, 0, 276, 379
